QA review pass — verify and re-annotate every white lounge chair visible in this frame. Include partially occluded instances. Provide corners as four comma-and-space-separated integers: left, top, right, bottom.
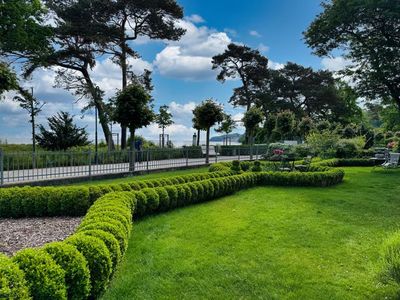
382, 153, 400, 168
201, 145, 219, 157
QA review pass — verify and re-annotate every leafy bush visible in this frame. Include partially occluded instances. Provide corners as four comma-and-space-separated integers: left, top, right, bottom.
66, 234, 112, 299
164, 186, 179, 209
155, 187, 170, 211
251, 161, 262, 172
141, 188, 160, 212
43, 242, 91, 300
231, 160, 241, 173
0, 253, 30, 300
240, 161, 251, 172
306, 130, 340, 158
12, 249, 67, 300
81, 230, 121, 272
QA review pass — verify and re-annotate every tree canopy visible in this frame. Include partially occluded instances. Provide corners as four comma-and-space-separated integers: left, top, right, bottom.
36, 111, 90, 150
304, 0, 400, 111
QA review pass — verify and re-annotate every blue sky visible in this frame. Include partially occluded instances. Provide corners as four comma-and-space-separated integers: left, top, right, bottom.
0, 0, 347, 145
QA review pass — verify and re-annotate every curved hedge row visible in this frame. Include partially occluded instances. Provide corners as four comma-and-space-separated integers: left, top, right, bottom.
312, 158, 374, 167
0, 171, 233, 218
0, 166, 345, 299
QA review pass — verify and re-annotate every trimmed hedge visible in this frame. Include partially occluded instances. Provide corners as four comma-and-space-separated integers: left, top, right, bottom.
0, 253, 31, 300
43, 242, 91, 300
12, 249, 67, 300
0, 171, 233, 218
313, 158, 374, 167
1, 166, 345, 299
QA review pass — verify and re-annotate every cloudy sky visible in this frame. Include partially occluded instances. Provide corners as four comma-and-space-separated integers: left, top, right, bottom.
0, 0, 347, 146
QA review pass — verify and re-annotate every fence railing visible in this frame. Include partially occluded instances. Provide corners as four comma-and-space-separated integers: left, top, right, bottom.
0, 145, 268, 186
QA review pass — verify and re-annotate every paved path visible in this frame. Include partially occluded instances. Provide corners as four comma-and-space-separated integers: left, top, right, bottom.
1, 155, 254, 186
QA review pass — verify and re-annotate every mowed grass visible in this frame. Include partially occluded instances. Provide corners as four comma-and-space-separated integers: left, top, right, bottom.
102, 168, 400, 299
72, 166, 208, 186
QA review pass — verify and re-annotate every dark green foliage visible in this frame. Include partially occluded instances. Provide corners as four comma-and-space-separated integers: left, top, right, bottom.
240, 161, 251, 172
252, 161, 262, 172
0, 253, 30, 300
43, 242, 90, 300
231, 160, 241, 173
133, 191, 147, 217
155, 187, 170, 211
12, 249, 67, 300
141, 189, 160, 212
164, 186, 179, 209
66, 234, 112, 299
36, 112, 90, 151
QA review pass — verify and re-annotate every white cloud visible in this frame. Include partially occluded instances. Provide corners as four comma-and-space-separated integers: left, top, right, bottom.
185, 14, 205, 24
258, 43, 269, 53
153, 19, 232, 80
268, 61, 285, 70
249, 30, 261, 37
321, 56, 351, 72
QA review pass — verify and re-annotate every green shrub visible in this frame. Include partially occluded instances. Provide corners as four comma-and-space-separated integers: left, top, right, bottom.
141, 189, 160, 212
186, 183, 198, 203
133, 191, 147, 217
251, 161, 262, 172
78, 222, 128, 254
43, 242, 90, 300
164, 186, 179, 209
155, 187, 170, 211
66, 234, 112, 299
12, 249, 67, 300
81, 230, 121, 272
0, 253, 30, 300
240, 161, 251, 172
231, 160, 241, 173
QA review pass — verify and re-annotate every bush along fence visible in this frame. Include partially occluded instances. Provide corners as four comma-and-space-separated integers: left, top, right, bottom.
0, 166, 345, 299
0, 146, 265, 186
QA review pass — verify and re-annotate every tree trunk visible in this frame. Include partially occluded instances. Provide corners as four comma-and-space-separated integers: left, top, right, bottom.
197, 129, 200, 146
206, 128, 210, 164
120, 42, 128, 150
81, 69, 115, 150
129, 128, 135, 172
162, 127, 165, 148
249, 130, 254, 160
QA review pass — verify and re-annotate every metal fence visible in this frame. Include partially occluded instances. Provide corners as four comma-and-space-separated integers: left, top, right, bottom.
0, 145, 267, 186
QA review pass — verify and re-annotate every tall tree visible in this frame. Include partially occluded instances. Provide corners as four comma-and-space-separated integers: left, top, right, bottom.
212, 43, 269, 112
192, 99, 224, 163
192, 115, 202, 146
36, 111, 90, 150
25, 0, 115, 149
242, 107, 264, 160
13, 88, 45, 153
215, 114, 236, 146
0, 0, 51, 95
257, 62, 344, 121
155, 105, 174, 148
112, 84, 155, 154
304, 0, 400, 112
104, 0, 185, 149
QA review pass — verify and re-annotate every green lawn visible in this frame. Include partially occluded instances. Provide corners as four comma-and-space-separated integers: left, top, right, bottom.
102, 167, 400, 299
73, 167, 208, 186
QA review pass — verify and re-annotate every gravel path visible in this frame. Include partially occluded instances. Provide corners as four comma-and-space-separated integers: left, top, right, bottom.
0, 217, 82, 256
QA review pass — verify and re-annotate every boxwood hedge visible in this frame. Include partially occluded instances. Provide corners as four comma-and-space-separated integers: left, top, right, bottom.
1, 166, 345, 299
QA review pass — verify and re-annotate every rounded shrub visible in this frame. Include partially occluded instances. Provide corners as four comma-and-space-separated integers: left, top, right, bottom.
0, 253, 30, 300
164, 186, 179, 208
0, 189, 12, 218
81, 230, 121, 272
66, 234, 112, 299
137, 181, 148, 189
43, 242, 90, 300
81, 214, 130, 234
174, 176, 185, 184
12, 248, 67, 300
193, 182, 204, 202
142, 188, 160, 212
252, 161, 262, 172
132, 191, 147, 217
155, 187, 170, 211
78, 222, 128, 254
231, 160, 241, 173
128, 182, 141, 191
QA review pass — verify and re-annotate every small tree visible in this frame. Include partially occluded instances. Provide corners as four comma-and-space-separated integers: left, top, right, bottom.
156, 105, 174, 148
242, 107, 264, 160
13, 88, 45, 154
192, 99, 224, 163
275, 110, 296, 140
36, 112, 89, 151
297, 117, 314, 141
112, 84, 155, 153
215, 114, 236, 146
192, 115, 202, 146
